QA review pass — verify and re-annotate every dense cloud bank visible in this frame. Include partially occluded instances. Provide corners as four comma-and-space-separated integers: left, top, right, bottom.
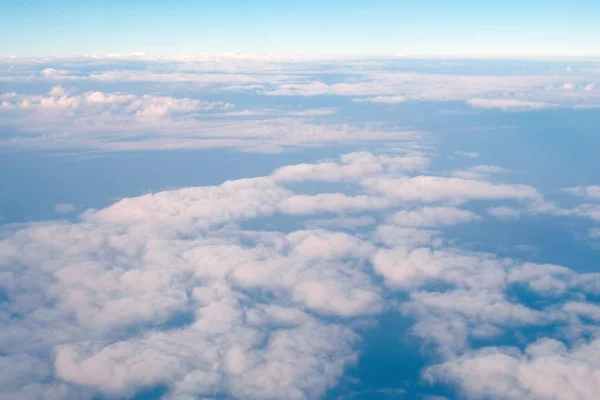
2, 150, 600, 399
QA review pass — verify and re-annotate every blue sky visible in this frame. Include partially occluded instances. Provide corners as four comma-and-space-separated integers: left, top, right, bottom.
2, 0, 600, 57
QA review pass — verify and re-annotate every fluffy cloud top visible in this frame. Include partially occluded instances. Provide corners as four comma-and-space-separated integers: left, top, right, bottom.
352, 96, 407, 104
2, 150, 600, 400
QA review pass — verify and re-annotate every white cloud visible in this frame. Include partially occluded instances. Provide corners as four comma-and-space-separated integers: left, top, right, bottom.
584, 81, 597, 91
2, 143, 600, 400
470, 165, 512, 174
287, 108, 337, 116
425, 338, 600, 400
4, 57, 600, 153
563, 185, 600, 201
467, 98, 554, 111
507, 263, 573, 295
41, 68, 72, 79
264, 69, 600, 110
2, 157, 410, 399
372, 247, 508, 290
48, 85, 67, 96
271, 151, 430, 183
454, 151, 479, 158
0, 89, 233, 120
278, 193, 391, 215
452, 164, 513, 180
388, 206, 478, 228
352, 96, 407, 104
2, 57, 600, 111
363, 175, 542, 204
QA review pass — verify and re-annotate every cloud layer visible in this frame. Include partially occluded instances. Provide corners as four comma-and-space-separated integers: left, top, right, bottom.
1, 57, 600, 152
2, 149, 600, 399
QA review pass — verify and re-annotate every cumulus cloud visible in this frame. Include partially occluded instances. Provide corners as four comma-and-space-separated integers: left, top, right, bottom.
454, 151, 479, 159
271, 151, 430, 183
563, 185, 600, 201
0, 170, 388, 398
388, 206, 478, 228
2, 136, 600, 400
352, 96, 407, 104
287, 108, 337, 116
363, 175, 542, 204
452, 164, 513, 180
425, 338, 600, 400
584, 81, 597, 91
0, 87, 233, 118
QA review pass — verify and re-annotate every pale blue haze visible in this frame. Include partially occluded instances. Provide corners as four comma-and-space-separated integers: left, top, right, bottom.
1, 0, 600, 56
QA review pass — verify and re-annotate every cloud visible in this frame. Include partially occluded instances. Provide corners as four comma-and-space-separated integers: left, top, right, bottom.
48, 85, 67, 96
454, 151, 479, 158
425, 338, 600, 400
0, 88, 232, 117
452, 164, 513, 180
264, 69, 600, 109
370, 244, 557, 357
363, 175, 542, 204
388, 206, 478, 228
278, 193, 391, 215
287, 108, 337, 116
0, 177, 383, 399
41, 68, 72, 79
4, 57, 600, 153
3, 146, 600, 399
271, 151, 430, 183
507, 263, 573, 295
352, 96, 407, 104
2, 57, 600, 111
563, 185, 600, 201
584, 81, 597, 91
0, 89, 420, 151
467, 98, 554, 111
